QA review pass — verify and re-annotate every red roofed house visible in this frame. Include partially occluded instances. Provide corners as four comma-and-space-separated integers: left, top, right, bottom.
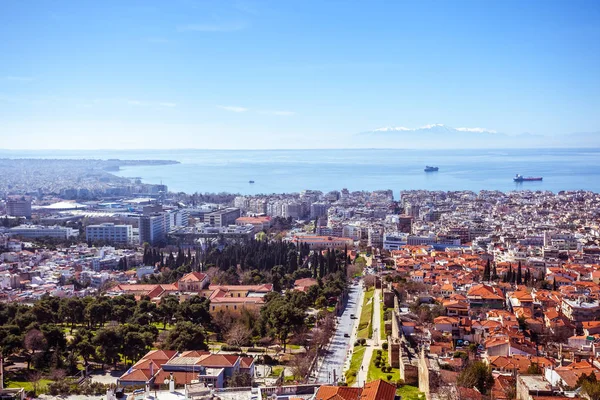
294, 278, 319, 292
315, 379, 395, 400
118, 351, 254, 389
467, 284, 505, 309
178, 272, 210, 292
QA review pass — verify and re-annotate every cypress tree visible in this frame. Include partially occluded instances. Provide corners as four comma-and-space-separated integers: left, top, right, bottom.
517, 262, 522, 285
492, 264, 499, 281
553, 277, 558, 291
483, 259, 491, 282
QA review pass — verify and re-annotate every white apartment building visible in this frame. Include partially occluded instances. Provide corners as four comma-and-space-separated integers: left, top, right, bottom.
368, 227, 384, 248
383, 232, 408, 251
168, 209, 189, 229
86, 223, 133, 245
9, 225, 79, 239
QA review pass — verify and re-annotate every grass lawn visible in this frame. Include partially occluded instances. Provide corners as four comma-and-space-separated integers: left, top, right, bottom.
344, 345, 366, 385
367, 350, 400, 382
151, 322, 176, 331
396, 385, 426, 400
357, 288, 374, 339
7, 379, 53, 393
270, 366, 284, 377
380, 299, 386, 341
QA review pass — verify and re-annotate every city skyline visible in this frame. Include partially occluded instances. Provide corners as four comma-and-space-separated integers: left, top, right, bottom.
1, 0, 599, 149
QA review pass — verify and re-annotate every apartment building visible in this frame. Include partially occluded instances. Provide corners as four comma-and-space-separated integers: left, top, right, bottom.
9, 225, 79, 239
6, 196, 32, 218
86, 223, 133, 245
204, 208, 241, 227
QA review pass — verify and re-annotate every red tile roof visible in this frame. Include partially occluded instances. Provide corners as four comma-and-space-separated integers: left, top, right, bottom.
360, 379, 396, 400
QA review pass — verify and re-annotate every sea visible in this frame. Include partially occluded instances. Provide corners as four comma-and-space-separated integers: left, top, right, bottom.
2, 148, 600, 197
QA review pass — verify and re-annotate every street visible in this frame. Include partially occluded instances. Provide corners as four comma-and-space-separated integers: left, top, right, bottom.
314, 282, 363, 384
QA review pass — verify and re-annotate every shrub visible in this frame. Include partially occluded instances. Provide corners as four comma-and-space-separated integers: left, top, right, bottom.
376, 349, 382, 356
263, 355, 276, 365
246, 347, 263, 353
355, 340, 361, 347
221, 345, 241, 352
382, 342, 388, 350
387, 374, 393, 381
360, 338, 366, 345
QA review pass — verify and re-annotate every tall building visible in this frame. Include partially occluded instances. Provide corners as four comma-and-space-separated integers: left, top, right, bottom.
86, 223, 133, 245
398, 215, 413, 233
6, 196, 32, 218
368, 227, 384, 248
139, 213, 169, 245
310, 202, 330, 219
204, 208, 241, 227
168, 209, 189, 228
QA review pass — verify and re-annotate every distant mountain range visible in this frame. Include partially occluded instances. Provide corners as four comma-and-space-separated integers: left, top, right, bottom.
357, 124, 600, 148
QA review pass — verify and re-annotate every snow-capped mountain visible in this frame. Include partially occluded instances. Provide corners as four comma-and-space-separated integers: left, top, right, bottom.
358, 124, 541, 148
368, 124, 498, 135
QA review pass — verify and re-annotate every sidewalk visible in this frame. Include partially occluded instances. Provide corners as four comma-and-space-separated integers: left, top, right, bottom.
354, 287, 383, 387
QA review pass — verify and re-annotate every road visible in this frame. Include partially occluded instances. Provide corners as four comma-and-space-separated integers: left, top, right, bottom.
314, 282, 363, 384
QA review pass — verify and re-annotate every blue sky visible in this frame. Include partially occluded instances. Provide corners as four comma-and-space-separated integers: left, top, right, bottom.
0, 0, 599, 149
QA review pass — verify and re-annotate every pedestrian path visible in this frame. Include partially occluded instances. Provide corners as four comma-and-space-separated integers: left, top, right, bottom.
354, 287, 383, 387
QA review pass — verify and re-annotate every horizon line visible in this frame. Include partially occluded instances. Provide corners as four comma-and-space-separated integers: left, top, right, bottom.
2, 146, 600, 152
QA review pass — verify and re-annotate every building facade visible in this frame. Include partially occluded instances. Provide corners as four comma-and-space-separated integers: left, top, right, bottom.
139, 213, 169, 245
86, 223, 133, 245
204, 208, 241, 227
6, 196, 32, 218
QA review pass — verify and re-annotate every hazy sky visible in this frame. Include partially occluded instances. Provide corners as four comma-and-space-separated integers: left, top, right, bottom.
1, 0, 599, 149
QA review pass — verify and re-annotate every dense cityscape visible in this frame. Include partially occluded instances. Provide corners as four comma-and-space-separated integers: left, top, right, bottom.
2, 0, 599, 399
1, 158, 600, 400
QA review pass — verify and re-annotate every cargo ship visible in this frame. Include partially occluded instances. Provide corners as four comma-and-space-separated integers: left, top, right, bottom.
514, 174, 543, 182
424, 166, 439, 172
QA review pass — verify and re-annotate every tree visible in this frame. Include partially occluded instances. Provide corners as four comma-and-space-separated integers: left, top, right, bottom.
93, 328, 122, 368
158, 295, 180, 329
289, 352, 313, 383
76, 339, 95, 366
123, 331, 149, 365
260, 294, 306, 351
483, 260, 491, 282
457, 361, 494, 395
161, 322, 208, 351
59, 297, 85, 333
228, 371, 252, 387
526, 362, 542, 374
580, 374, 600, 400
225, 323, 252, 347
23, 329, 47, 369
517, 262, 522, 285
491, 264, 499, 281
179, 295, 211, 326
363, 275, 376, 288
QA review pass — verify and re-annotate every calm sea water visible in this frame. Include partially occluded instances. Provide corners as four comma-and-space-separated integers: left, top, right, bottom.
2, 148, 600, 196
